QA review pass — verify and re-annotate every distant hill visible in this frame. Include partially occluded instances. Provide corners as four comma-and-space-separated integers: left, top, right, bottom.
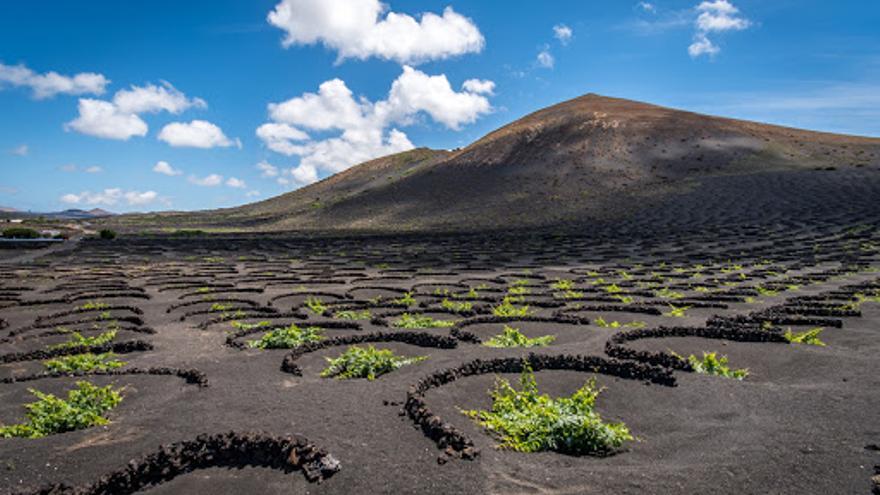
0, 208, 115, 220
109, 94, 880, 233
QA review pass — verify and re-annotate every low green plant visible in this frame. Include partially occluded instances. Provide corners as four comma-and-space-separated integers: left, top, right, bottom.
392, 313, 455, 329
461, 364, 632, 455
79, 301, 109, 311
611, 294, 634, 305
457, 288, 480, 299
219, 309, 246, 321
554, 290, 584, 300
44, 353, 125, 373
320, 345, 426, 380
507, 285, 530, 296
593, 318, 646, 329
484, 325, 555, 348
603, 284, 623, 294
680, 352, 748, 379
550, 279, 574, 291
230, 320, 270, 331
783, 327, 826, 346
755, 286, 779, 297
492, 297, 532, 318
334, 309, 372, 320
441, 298, 472, 312
663, 304, 691, 318
394, 292, 417, 307
247, 324, 324, 349
655, 288, 684, 299
304, 297, 327, 315
49, 330, 117, 350
98, 229, 117, 240
210, 303, 232, 312
0, 381, 123, 438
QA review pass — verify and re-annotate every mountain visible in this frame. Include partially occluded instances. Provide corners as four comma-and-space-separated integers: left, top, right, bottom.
112, 94, 880, 232
0, 208, 116, 220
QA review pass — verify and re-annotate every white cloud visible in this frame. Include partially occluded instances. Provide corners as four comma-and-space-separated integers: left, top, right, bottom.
267, 0, 484, 65
255, 123, 310, 155
637, 2, 656, 13
84, 166, 103, 173
289, 163, 319, 186
461, 79, 495, 95
188, 174, 224, 187
696, 0, 750, 32
688, 33, 720, 57
245, 190, 261, 198
113, 81, 206, 114
65, 99, 148, 140
60, 188, 158, 206
256, 161, 280, 177
384, 66, 492, 129
690, 1, 750, 58
257, 66, 492, 183
0, 62, 109, 99
269, 79, 367, 131
66, 82, 205, 140
225, 177, 246, 188
124, 190, 159, 205
536, 50, 555, 69
158, 120, 237, 148
153, 160, 183, 176
10, 144, 28, 156
553, 24, 573, 45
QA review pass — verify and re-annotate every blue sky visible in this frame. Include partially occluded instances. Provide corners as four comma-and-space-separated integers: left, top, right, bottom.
1, 0, 878, 213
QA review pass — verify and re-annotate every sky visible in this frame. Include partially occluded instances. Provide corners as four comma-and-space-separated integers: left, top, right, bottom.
1, 0, 878, 213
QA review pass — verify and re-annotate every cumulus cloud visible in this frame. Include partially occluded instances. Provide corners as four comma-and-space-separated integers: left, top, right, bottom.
689, 0, 750, 58
0, 62, 109, 99
84, 166, 103, 173
696, 0, 750, 32
60, 188, 158, 206
153, 160, 183, 176
384, 66, 492, 129
553, 24, 573, 45
256, 123, 310, 155
113, 81, 206, 114
158, 120, 238, 149
245, 190, 261, 198
536, 49, 555, 69
188, 174, 224, 187
66, 82, 205, 140
256, 66, 492, 185
688, 33, 720, 57
65, 99, 148, 140
267, 0, 484, 64
225, 177, 246, 188
637, 2, 656, 13
256, 161, 280, 178
461, 79, 495, 95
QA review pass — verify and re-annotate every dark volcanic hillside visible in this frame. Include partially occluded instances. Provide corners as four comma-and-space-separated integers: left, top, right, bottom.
116, 94, 880, 232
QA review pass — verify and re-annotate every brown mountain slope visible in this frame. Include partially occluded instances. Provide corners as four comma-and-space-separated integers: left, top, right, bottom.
115, 94, 880, 232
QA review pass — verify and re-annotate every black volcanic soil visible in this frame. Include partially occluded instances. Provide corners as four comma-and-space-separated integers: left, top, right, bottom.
2, 173, 880, 494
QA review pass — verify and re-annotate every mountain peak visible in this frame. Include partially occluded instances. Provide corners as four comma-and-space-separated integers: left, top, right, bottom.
109, 94, 880, 233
